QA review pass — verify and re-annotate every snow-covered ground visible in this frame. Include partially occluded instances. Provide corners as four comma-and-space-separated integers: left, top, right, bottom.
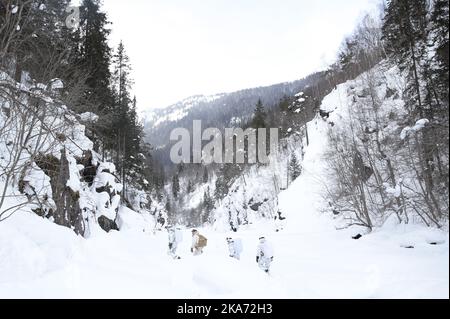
1, 94, 448, 298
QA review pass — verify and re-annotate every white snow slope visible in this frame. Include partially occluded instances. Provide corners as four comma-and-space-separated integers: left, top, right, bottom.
1, 76, 448, 299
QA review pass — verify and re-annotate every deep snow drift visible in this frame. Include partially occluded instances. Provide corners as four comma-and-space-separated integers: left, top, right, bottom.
1, 76, 448, 299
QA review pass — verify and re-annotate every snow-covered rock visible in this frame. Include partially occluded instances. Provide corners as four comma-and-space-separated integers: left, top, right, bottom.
79, 112, 99, 123
50, 78, 64, 90
401, 118, 430, 140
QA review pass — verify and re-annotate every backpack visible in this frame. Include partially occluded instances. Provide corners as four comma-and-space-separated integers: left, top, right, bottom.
197, 234, 208, 248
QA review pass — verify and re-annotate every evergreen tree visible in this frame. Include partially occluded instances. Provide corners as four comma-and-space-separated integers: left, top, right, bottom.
214, 173, 228, 201
429, 0, 449, 199
187, 180, 193, 194
382, 0, 428, 117
203, 187, 214, 212
127, 96, 144, 164
111, 41, 132, 137
165, 201, 171, 215
78, 0, 114, 152
289, 153, 302, 181
202, 167, 209, 183
110, 41, 136, 192
177, 162, 185, 174
124, 96, 145, 182
430, 0, 449, 103
338, 38, 360, 77
153, 164, 166, 191
112, 42, 133, 125
109, 42, 147, 194
172, 175, 180, 199
251, 99, 270, 163
252, 99, 267, 128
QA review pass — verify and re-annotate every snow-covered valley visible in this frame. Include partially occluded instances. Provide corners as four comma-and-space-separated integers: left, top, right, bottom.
1, 94, 448, 298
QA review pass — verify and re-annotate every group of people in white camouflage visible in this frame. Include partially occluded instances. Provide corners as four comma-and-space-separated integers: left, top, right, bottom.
165, 226, 274, 273
166, 227, 208, 259
226, 236, 274, 273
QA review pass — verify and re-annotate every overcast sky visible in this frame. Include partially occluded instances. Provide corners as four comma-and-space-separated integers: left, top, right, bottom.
101, 0, 378, 111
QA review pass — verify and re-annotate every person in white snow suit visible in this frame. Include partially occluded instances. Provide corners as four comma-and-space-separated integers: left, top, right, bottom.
167, 225, 182, 259
226, 237, 242, 260
256, 237, 274, 273
191, 229, 207, 255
